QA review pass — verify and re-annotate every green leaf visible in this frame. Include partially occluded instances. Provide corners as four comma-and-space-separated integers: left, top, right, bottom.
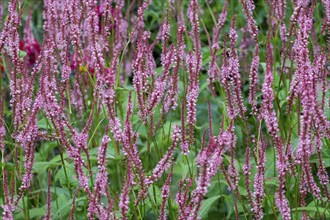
199, 195, 222, 219
19, 50, 27, 58
33, 161, 61, 173
293, 207, 330, 218
38, 118, 54, 129
145, 185, 162, 209
31, 187, 71, 197
15, 207, 46, 219
54, 195, 87, 219
54, 162, 78, 188
50, 153, 68, 163
88, 146, 117, 160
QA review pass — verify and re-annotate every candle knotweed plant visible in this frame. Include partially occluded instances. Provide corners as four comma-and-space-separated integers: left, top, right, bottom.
0, 0, 329, 219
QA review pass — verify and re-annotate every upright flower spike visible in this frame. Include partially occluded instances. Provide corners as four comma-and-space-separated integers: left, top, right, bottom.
289, 14, 329, 202
188, 0, 202, 69
121, 93, 145, 189
243, 139, 253, 212
315, 132, 330, 199
261, 33, 291, 220
221, 36, 237, 119
314, 50, 327, 111
161, 11, 170, 56
228, 16, 246, 118
88, 132, 112, 219
0, 0, 26, 129
176, 179, 193, 220
132, 31, 156, 120
17, 12, 41, 124
240, 0, 258, 40
66, 0, 83, 52
188, 128, 233, 220
43, 0, 56, 42
291, 15, 323, 201
0, 0, 21, 52
177, 25, 186, 61
96, 135, 111, 195
14, 98, 40, 206
146, 45, 176, 116
180, 100, 189, 155
32, 41, 93, 200
100, 62, 124, 143
252, 133, 266, 220
248, 45, 260, 115
227, 124, 239, 191
273, 0, 288, 42
66, 145, 90, 194
50, 0, 72, 82
119, 162, 134, 220
322, 0, 330, 16
0, 100, 5, 151
44, 172, 52, 220
136, 125, 181, 204
186, 68, 199, 144
136, 0, 153, 31
164, 25, 184, 112
159, 164, 174, 220
147, 125, 180, 183
186, 0, 202, 145
312, 53, 330, 137
274, 0, 286, 20
19, 141, 36, 191
212, 0, 228, 46
208, 0, 227, 93
119, 98, 137, 207
2, 171, 14, 220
